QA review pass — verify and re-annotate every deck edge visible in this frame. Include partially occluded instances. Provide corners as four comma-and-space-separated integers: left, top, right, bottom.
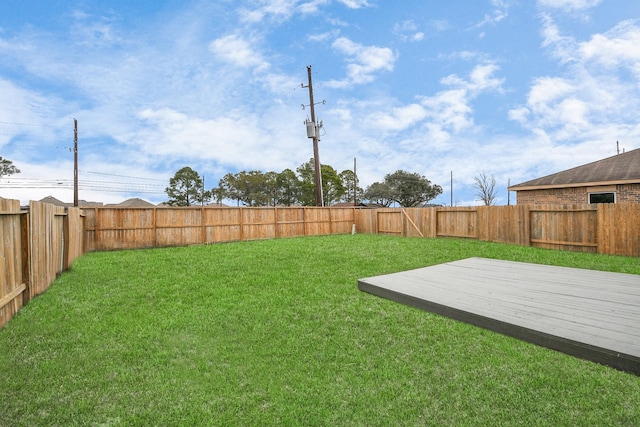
358, 279, 640, 376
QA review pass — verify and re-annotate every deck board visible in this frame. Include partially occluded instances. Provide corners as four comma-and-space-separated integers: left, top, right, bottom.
358, 257, 640, 375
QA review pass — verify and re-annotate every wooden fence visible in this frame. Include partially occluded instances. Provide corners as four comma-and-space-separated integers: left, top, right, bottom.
0, 199, 83, 328
2, 200, 639, 328
82, 206, 357, 251
355, 204, 640, 257
82, 203, 640, 257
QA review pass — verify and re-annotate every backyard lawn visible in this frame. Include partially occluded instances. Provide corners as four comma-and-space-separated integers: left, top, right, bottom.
1, 234, 639, 426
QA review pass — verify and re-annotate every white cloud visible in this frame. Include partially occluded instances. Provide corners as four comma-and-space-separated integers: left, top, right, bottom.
473, 10, 508, 29
468, 63, 504, 92
336, 0, 371, 8
368, 104, 428, 132
307, 29, 341, 42
70, 9, 122, 47
471, 0, 509, 30
527, 76, 574, 111
511, 18, 640, 143
429, 20, 451, 32
298, 0, 330, 14
540, 14, 579, 64
326, 37, 396, 87
393, 20, 425, 42
440, 62, 504, 93
510, 76, 596, 140
537, 0, 602, 11
137, 108, 258, 164
209, 34, 270, 71
358, 62, 504, 152
135, 106, 301, 173
421, 88, 473, 134
238, 0, 299, 23
579, 20, 640, 72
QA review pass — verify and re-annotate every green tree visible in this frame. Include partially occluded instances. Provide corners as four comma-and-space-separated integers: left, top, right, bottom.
321, 164, 346, 206
339, 169, 362, 204
264, 171, 279, 206
165, 167, 210, 206
218, 173, 240, 206
275, 169, 301, 206
219, 170, 274, 207
211, 185, 226, 206
297, 159, 320, 206
363, 181, 393, 207
0, 157, 20, 178
296, 159, 345, 206
384, 170, 442, 207
237, 170, 266, 207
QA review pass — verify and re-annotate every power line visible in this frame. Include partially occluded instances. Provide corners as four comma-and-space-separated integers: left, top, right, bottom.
81, 170, 167, 182
0, 120, 67, 128
0, 183, 166, 194
1, 177, 166, 194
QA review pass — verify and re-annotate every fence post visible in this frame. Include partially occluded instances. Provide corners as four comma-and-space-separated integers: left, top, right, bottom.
240, 208, 244, 242
201, 207, 206, 245
523, 205, 531, 247
20, 211, 32, 304
152, 207, 157, 248
63, 210, 70, 270
94, 207, 101, 251
329, 207, 333, 235
303, 208, 307, 236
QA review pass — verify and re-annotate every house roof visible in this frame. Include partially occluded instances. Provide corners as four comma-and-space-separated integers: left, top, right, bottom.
39, 196, 66, 206
38, 196, 103, 207
509, 148, 640, 191
106, 198, 155, 207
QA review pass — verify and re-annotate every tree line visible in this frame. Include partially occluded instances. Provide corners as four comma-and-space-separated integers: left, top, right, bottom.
0, 155, 499, 206
165, 159, 443, 207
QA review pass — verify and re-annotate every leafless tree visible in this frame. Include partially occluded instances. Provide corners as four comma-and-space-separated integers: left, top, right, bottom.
473, 171, 497, 206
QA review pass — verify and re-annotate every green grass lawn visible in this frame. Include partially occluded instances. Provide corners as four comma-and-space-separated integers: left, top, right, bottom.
1, 235, 639, 426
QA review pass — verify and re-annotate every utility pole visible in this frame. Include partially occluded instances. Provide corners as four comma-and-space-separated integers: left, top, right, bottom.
74, 118, 78, 207
353, 157, 357, 206
450, 170, 453, 207
302, 65, 324, 207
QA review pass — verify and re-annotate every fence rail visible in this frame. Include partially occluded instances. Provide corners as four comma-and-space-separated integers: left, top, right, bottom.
2, 200, 639, 329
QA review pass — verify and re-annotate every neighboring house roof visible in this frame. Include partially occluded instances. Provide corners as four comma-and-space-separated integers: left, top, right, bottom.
106, 198, 155, 207
509, 148, 640, 191
38, 196, 103, 207
39, 196, 66, 206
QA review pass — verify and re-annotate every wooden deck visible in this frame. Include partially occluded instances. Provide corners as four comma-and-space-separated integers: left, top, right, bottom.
358, 257, 640, 375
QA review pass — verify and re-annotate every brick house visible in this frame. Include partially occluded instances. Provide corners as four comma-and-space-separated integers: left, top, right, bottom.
509, 148, 640, 205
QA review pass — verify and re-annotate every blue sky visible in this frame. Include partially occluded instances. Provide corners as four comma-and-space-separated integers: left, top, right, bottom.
1, 0, 639, 205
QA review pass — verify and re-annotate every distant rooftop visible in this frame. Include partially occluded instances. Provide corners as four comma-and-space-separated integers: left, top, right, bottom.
105, 198, 155, 208
38, 196, 103, 207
